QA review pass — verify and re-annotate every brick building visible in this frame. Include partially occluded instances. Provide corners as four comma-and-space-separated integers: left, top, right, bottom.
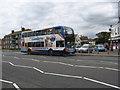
2, 28, 31, 50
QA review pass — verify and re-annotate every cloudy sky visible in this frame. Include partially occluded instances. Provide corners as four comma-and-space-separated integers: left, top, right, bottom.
0, 0, 119, 39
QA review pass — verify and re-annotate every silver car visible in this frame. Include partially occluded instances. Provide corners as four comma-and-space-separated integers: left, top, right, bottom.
77, 44, 93, 53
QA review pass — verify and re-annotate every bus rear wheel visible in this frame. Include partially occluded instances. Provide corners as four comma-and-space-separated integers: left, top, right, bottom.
28, 49, 31, 55
48, 50, 53, 56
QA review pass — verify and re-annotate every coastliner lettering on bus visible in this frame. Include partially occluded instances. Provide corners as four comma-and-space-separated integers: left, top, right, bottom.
32, 37, 44, 40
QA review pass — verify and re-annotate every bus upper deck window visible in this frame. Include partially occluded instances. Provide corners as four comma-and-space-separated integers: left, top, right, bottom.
42, 30, 47, 35
36, 30, 42, 36
54, 27, 61, 34
47, 29, 53, 35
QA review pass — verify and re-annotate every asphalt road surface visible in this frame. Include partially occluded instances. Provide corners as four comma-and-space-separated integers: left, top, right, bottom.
1, 51, 119, 89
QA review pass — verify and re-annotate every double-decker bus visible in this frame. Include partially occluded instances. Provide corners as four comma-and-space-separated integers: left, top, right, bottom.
21, 26, 76, 56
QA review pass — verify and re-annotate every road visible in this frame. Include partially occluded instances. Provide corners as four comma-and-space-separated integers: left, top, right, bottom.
1, 51, 119, 89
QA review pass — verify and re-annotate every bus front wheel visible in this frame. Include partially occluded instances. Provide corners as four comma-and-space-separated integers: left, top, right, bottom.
48, 50, 53, 56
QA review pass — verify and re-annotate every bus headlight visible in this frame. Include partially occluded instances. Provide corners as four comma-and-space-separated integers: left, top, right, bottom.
65, 48, 69, 52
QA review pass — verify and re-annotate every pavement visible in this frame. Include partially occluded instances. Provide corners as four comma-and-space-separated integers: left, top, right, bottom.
76, 49, 120, 57
2, 49, 120, 57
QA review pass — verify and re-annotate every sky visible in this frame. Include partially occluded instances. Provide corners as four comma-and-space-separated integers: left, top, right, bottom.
0, 0, 119, 39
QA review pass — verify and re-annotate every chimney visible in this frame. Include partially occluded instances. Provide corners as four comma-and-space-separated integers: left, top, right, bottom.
110, 25, 112, 27
109, 25, 112, 31
118, 17, 120, 23
12, 30, 14, 33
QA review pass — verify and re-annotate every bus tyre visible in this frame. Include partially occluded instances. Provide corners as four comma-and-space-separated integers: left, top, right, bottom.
62, 51, 66, 57
48, 50, 53, 56
62, 53, 66, 57
28, 49, 31, 55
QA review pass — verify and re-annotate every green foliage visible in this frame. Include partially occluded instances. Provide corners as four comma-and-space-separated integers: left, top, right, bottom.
95, 32, 110, 44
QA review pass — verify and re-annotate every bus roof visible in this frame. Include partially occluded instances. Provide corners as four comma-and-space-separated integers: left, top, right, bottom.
21, 26, 71, 34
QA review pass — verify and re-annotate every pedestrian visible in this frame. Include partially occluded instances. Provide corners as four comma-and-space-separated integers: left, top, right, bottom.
118, 46, 120, 55
110, 44, 113, 51
106, 45, 109, 50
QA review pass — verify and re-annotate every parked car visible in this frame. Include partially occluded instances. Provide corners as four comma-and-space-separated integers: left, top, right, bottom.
94, 45, 106, 52
75, 45, 81, 52
76, 44, 93, 53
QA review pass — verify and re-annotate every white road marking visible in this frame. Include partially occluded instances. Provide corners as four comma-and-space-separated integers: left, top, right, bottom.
105, 67, 119, 71
74, 65, 104, 69
43, 61, 119, 71
2, 61, 120, 89
14, 57, 19, 59
2, 61, 32, 68
31, 59, 40, 62
83, 77, 120, 89
0, 79, 21, 90
2, 61, 15, 66
33, 67, 44, 74
45, 72, 82, 79
43, 61, 74, 66
0, 79, 13, 84
100, 61, 118, 65
76, 59, 85, 61
22, 58, 40, 62
13, 83, 21, 90
9, 62, 15, 66
76, 59, 118, 65
14, 65, 32, 68
45, 72, 120, 89
22, 58, 30, 60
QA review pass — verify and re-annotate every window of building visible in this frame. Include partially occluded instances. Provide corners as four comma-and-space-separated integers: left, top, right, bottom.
118, 27, 120, 34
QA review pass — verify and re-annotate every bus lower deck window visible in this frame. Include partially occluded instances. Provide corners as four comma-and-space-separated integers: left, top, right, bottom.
56, 41, 64, 47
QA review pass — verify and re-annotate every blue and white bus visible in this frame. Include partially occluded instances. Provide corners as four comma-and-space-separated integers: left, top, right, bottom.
21, 26, 76, 55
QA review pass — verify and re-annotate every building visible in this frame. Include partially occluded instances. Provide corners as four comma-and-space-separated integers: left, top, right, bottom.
75, 35, 95, 46
75, 34, 82, 46
2, 27, 31, 50
0, 39, 1, 49
108, 1, 120, 50
88, 38, 96, 45
109, 17, 120, 49
80, 35, 89, 44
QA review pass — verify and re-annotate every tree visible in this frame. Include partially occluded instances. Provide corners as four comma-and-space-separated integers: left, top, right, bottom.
95, 32, 111, 44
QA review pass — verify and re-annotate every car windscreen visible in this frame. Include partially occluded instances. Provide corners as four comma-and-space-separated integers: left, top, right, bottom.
82, 46, 89, 48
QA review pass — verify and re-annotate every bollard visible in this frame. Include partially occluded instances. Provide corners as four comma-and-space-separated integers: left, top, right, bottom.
97, 50, 99, 54
88, 48, 90, 54
80, 50, 82, 53
107, 50, 109, 54
118, 49, 120, 55
118, 46, 120, 55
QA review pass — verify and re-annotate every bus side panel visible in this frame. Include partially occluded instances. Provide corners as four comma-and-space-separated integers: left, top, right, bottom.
30, 50, 48, 55
36, 50, 48, 54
